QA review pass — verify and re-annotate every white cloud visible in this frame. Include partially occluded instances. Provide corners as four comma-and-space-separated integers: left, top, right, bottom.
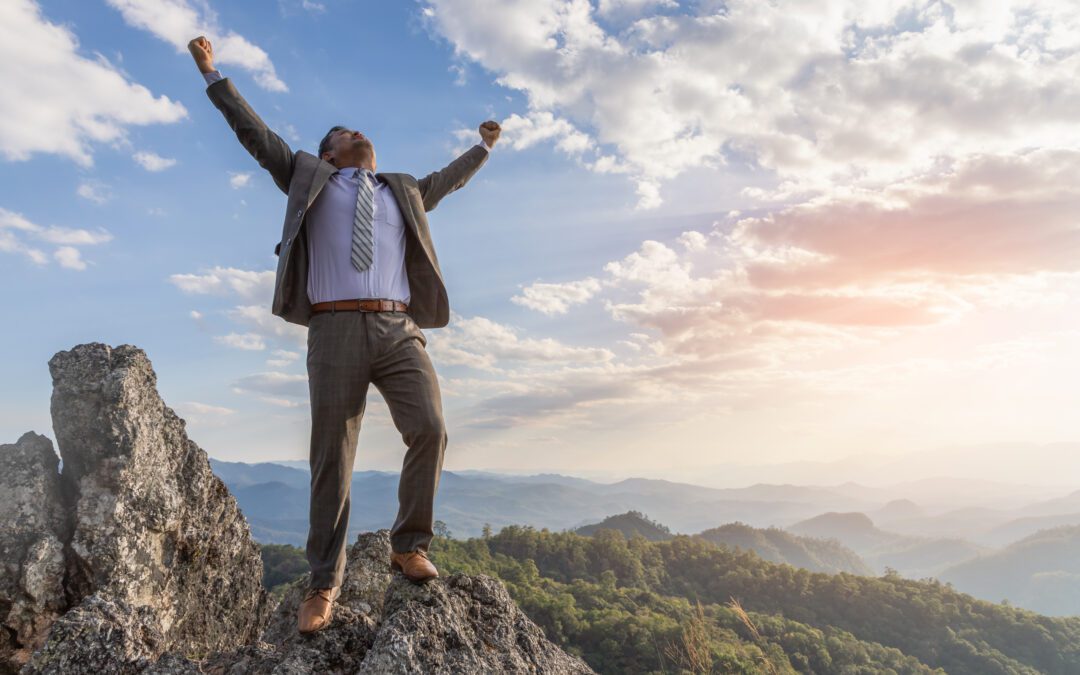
678, 230, 708, 251
53, 246, 87, 270
106, 0, 287, 92
595, 0, 677, 20
266, 348, 300, 368
428, 314, 615, 373
168, 266, 274, 299
229, 172, 252, 189
0, 0, 187, 166
510, 277, 604, 315
177, 401, 235, 416
133, 150, 177, 171
232, 371, 308, 400
214, 332, 266, 350
225, 304, 308, 349
76, 181, 111, 204
174, 401, 236, 427
0, 207, 112, 270
421, 0, 1080, 208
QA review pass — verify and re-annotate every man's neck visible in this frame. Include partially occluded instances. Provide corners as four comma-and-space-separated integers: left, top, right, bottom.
334, 158, 375, 173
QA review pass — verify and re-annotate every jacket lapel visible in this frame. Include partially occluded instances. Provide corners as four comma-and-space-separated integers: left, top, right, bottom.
380, 173, 420, 239
306, 156, 338, 209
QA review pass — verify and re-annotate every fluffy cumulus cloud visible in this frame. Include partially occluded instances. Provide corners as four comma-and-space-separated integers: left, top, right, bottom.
408, 0, 1080, 435
0, 0, 187, 165
105, 0, 287, 92
0, 207, 112, 270
229, 172, 253, 189
429, 314, 615, 372
231, 371, 308, 407
133, 150, 177, 171
169, 265, 275, 299
422, 0, 1080, 207
170, 262, 307, 407
426, 311, 674, 429
214, 332, 267, 351
510, 277, 604, 315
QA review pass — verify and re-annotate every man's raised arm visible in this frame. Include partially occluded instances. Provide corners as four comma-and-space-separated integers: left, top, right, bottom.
187, 36, 295, 194
417, 120, 501, 212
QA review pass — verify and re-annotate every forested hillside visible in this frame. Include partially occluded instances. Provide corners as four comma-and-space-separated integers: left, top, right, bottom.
428, 526, 1080, 674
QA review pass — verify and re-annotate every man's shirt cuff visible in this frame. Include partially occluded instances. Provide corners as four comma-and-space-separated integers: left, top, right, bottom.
476, 141, 492, 153
203, 70, 223, 86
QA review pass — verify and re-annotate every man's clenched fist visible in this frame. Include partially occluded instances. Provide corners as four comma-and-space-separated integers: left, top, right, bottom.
187, 36, 215, 74
479, 120, 501, 148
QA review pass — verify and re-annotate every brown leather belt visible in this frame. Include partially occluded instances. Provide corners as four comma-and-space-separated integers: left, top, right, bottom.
311, 298, 409, 315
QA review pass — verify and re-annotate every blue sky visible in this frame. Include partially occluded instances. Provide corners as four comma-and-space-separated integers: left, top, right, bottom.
3, 0, 1080, 487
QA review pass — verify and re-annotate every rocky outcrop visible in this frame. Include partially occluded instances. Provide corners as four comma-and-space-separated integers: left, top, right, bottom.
359, 572, 594, 674
149, 530, 594, 674
1, 342, 593, 674
1, 343, 268, 674
45, 343, 268, 654
0, 432, 69, 671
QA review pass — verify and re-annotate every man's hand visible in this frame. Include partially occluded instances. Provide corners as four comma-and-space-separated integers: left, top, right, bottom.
187, 36, 215, 74
479, 120, 501, 148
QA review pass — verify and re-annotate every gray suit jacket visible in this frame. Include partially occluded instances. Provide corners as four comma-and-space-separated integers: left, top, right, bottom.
205, 77, 489, 329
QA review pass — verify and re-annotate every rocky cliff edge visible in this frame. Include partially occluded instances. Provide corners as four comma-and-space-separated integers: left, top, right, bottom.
0, 343, 593, 674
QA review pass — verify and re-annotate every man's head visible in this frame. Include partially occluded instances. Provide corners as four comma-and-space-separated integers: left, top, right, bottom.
318, 125, 376, 171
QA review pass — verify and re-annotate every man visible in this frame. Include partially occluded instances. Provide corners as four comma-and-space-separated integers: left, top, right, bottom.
186, 36, 499, 634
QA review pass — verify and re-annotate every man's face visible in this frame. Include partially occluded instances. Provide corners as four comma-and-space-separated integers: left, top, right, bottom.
326, 128, 374, 164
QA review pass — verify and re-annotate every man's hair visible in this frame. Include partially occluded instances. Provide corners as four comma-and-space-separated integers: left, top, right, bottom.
318, 125, 347, 160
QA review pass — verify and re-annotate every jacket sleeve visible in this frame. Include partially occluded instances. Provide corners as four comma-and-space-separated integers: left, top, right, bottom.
416, 144, 489, 212
205, 77, 296, 195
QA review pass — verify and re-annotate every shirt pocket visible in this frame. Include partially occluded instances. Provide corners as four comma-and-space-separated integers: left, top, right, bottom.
379, 190, 408, 230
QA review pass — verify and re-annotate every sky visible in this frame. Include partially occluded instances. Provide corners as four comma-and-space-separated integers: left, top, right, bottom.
2, 0, 1080, 486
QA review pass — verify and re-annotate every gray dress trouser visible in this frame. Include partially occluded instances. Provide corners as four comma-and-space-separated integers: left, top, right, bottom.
305, 309, 446, 589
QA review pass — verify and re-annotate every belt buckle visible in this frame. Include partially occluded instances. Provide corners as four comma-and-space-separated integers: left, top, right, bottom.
380, 299, 392, 312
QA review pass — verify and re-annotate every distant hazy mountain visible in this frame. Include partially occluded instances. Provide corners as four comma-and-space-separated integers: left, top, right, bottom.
210, 459, 310, 490
575, 511, 674, 541
979, 512, 1080, 548
1016, 489, 1080, 517
207, 460, 1079, 580
695, 521, 873, 575
871, 498, 925, 522
786, 511, 989, 578
940, 524, 1080, 617
209, 463, 907, 546
788, 512, 890, 549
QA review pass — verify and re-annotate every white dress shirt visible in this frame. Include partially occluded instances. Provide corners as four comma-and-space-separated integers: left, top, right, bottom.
202, 70, 491, 306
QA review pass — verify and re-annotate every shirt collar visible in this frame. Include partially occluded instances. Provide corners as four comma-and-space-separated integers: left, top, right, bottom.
336, 167, 375, 181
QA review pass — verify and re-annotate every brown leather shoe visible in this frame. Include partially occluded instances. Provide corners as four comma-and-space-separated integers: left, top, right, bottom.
297, 585, 339, 634
390, 548, 439, 582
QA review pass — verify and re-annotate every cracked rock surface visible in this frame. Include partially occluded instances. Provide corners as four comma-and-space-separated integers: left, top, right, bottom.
1, 343, 595, 674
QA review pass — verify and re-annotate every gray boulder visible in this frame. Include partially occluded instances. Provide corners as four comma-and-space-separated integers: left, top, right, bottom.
359, 572, 595, 674
0, 343, 269, 673
0, 432, 69, 672
45, 343, 269, 656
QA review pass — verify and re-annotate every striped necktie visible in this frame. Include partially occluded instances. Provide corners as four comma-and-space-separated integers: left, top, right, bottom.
351, 168, 375, 272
